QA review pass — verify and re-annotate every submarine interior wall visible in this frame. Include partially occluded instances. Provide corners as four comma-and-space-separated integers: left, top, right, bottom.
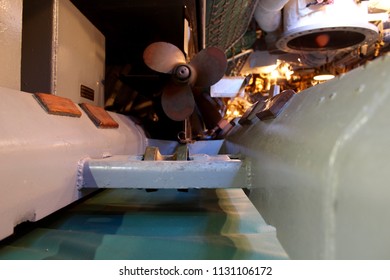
0, 0, 22, 90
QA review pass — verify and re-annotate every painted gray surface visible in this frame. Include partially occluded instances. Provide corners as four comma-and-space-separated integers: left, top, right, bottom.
224, 54, 390, 259
79, 154, 248, 189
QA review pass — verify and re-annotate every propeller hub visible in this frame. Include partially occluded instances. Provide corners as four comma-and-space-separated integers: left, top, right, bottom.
173, 64, 191, 83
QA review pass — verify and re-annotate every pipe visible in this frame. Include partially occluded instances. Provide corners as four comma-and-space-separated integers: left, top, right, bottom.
277, 0, 378, 53
383, 21, 390, 43
254, 0, 290, 33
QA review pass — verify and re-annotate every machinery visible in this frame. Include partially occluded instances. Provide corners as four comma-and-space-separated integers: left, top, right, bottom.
1, 0, 390, 260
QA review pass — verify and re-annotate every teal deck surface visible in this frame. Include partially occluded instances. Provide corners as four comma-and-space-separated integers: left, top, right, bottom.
0, 189, 288, 260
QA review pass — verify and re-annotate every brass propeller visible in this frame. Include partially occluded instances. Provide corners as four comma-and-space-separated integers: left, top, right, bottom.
143, 42, 227, 121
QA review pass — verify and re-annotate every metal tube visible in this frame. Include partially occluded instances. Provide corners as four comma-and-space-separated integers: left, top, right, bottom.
0, 89, 146, 240
254, 0, 290, 32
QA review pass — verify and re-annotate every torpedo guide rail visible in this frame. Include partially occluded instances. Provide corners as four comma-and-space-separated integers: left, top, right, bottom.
78, 146, 250, 190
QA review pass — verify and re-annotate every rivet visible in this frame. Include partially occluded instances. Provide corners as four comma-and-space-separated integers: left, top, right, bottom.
329, 92, 337, 100
357, 84, 365, 94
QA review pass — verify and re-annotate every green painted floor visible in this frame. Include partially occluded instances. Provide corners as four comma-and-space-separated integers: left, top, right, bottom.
0, 188, 288, 260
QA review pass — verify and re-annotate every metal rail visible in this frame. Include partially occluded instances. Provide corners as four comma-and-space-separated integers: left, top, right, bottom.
78, 146, 250, 190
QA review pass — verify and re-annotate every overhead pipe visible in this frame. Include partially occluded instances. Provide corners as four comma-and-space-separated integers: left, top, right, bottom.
254, 0, 291, 33
277, 0, 378, 53
383, 20, 390, 43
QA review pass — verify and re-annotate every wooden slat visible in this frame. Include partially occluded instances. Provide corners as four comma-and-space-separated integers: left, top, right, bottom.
34, 93, 82, 117
80, 102, 119, 128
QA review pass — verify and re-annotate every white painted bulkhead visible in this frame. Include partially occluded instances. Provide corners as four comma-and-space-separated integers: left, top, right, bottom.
0, 0, 23, 90
21, 0, 106, 106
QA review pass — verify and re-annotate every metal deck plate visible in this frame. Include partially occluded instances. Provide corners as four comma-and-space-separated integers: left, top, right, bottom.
0, 189, 288, 260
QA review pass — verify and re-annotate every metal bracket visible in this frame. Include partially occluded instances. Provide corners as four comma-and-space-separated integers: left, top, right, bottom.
77, 146, 249, 190
256, 89, 295, 121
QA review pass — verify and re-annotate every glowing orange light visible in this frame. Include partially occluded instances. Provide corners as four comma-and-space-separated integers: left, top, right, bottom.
315, 33, 330, 47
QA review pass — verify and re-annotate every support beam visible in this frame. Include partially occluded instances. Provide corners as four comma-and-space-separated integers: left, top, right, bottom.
78, 154, 249, 190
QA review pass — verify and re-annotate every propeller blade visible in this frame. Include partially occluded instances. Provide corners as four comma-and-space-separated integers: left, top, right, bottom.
190, 47, 227, 87
161, 82, 195, 121
143, 42, 186, 73
193, 89, 222, 129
